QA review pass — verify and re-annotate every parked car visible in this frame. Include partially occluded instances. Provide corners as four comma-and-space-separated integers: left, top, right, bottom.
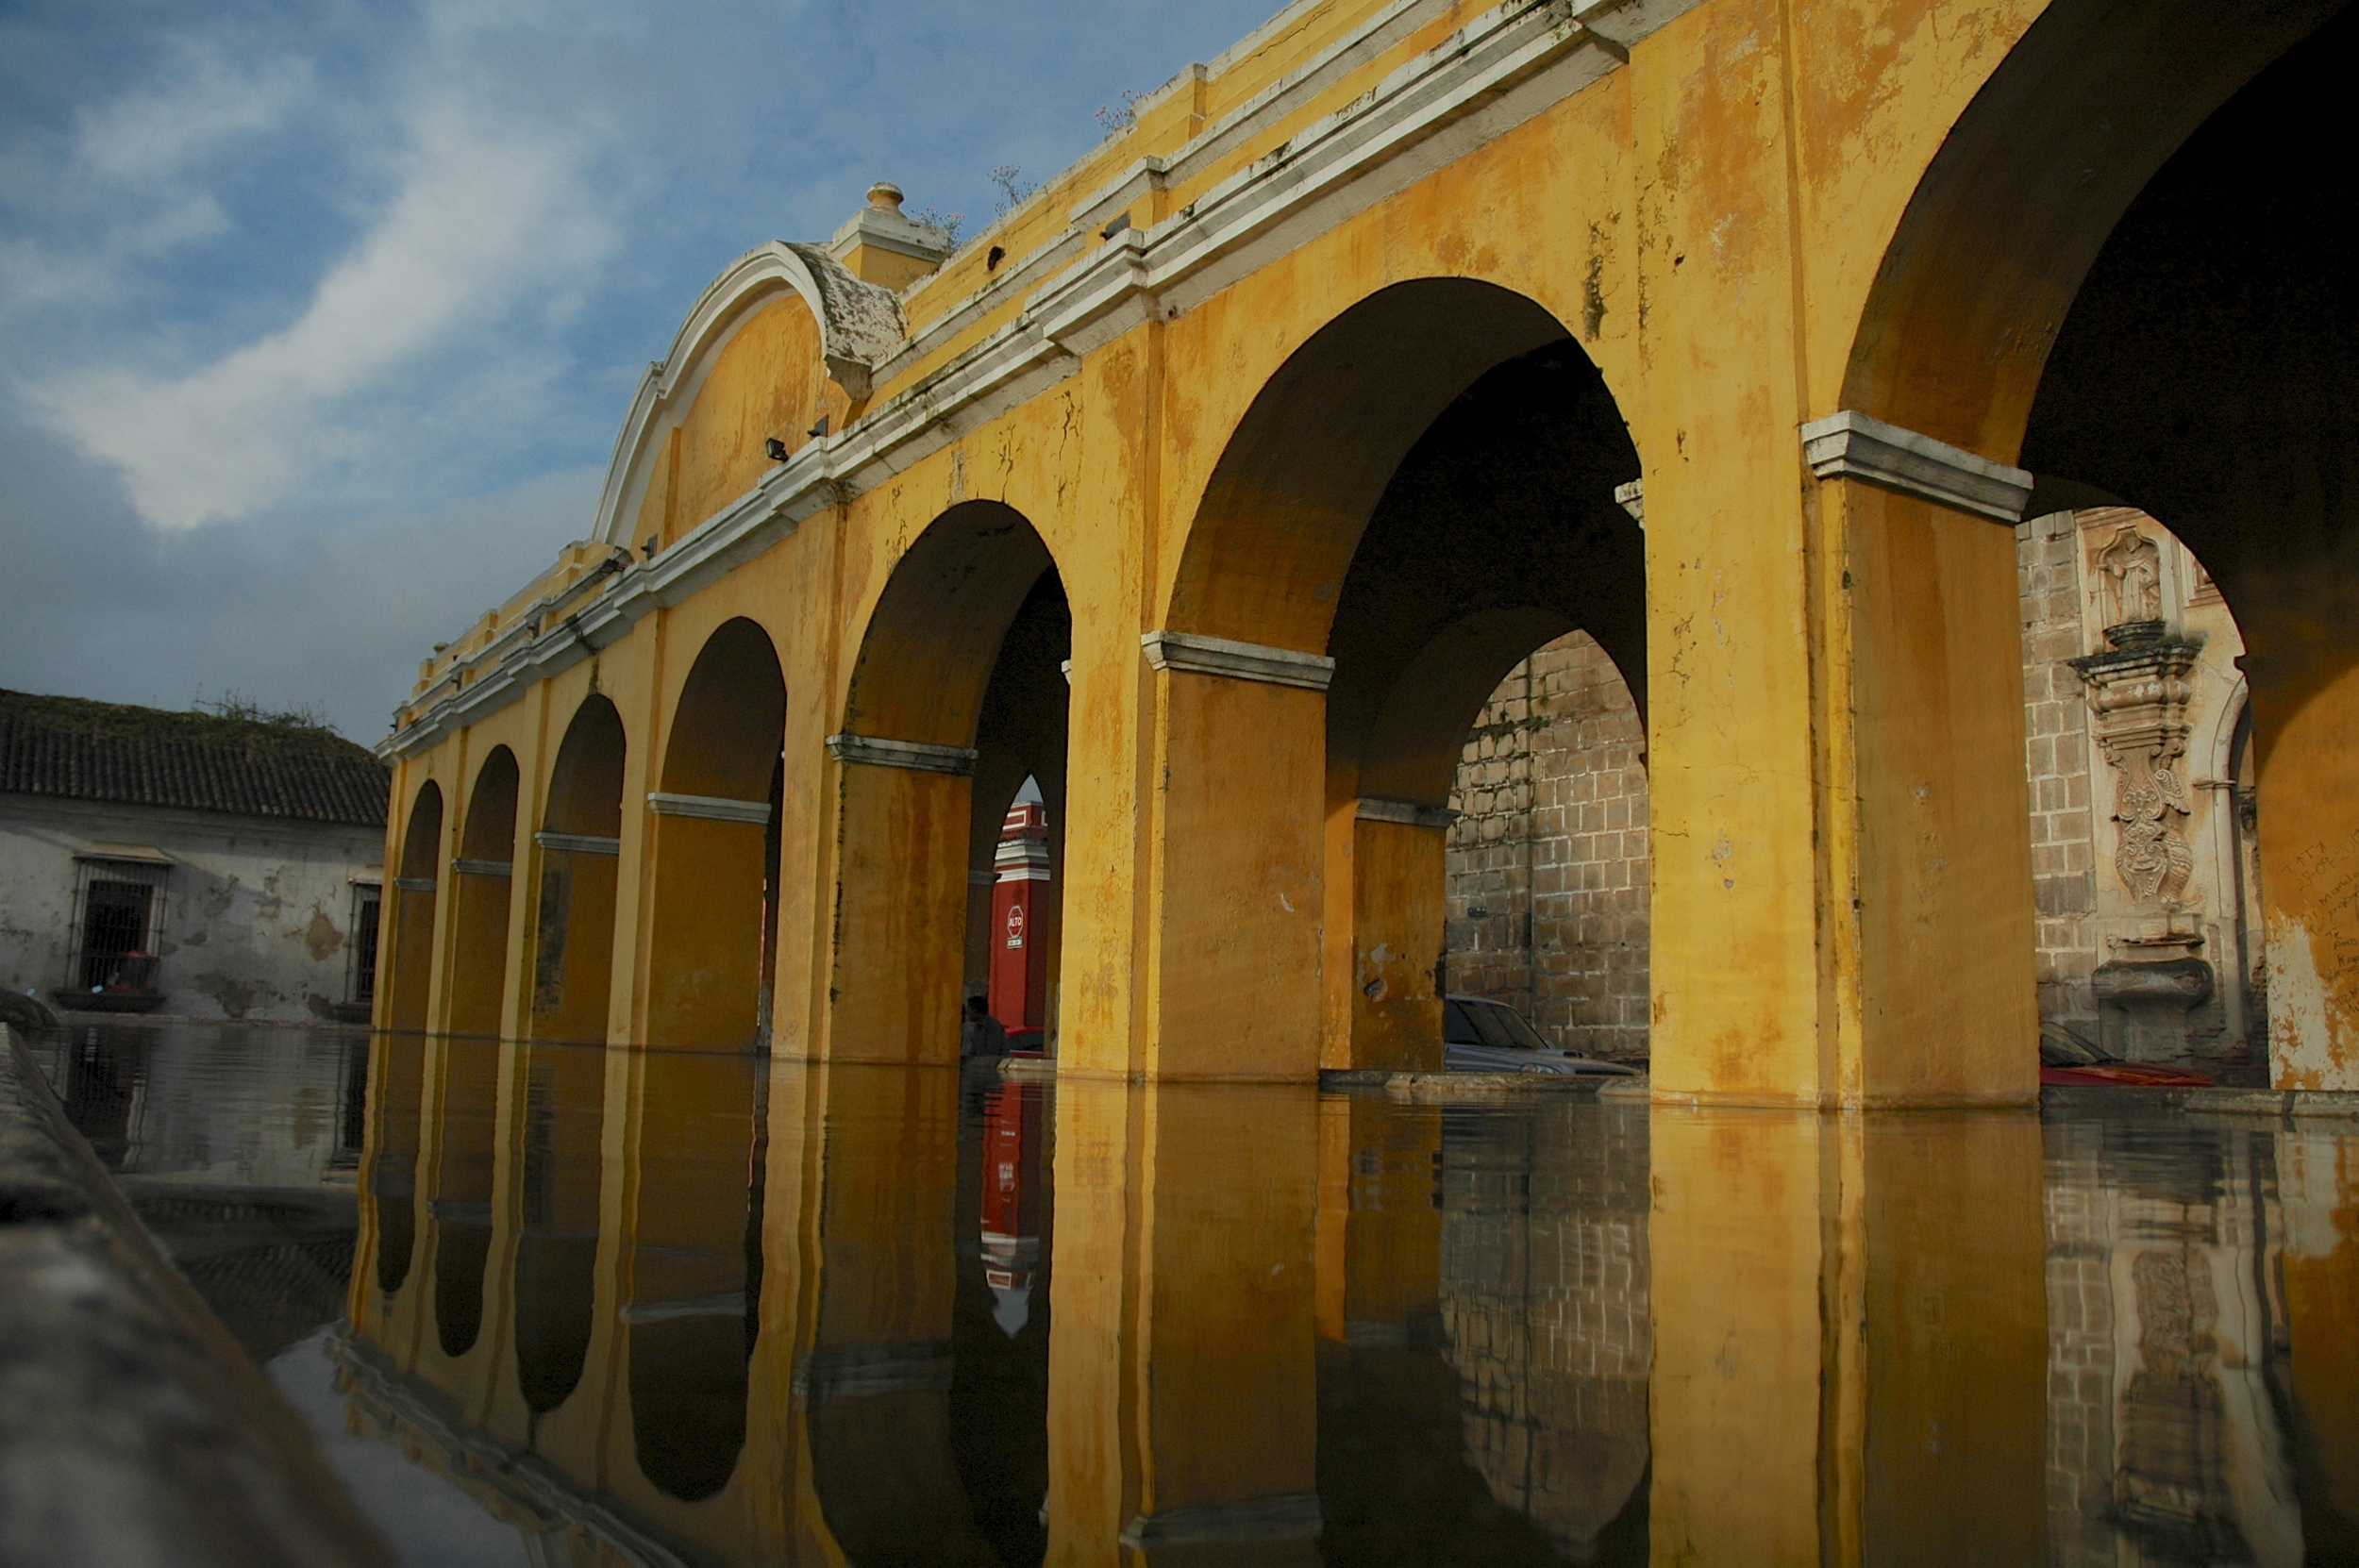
2038, 1021, 2214, 1088
1442, 995, 1641, 1077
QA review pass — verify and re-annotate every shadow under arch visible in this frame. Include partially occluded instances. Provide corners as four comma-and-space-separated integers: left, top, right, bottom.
532, 694, 627, 1043
447, 746, 521, 1039
645, 618, 785, 1050
430, 1036, 501, 1360
1165, 277, 1575, 652
1326, 339, 1646, 1068
385, 782, 443, 1032
827, 500, 1066, 1065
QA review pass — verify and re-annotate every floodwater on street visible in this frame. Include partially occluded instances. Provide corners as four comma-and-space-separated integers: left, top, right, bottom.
25, 1020, 2359, 1566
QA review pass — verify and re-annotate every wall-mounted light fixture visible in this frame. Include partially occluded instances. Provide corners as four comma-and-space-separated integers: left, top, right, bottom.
807, 416, 828, 440
764, 437, 789, 461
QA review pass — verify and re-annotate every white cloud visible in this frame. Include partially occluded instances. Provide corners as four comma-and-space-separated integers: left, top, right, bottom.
33, 89, 618, 528
74, 43, 311, 185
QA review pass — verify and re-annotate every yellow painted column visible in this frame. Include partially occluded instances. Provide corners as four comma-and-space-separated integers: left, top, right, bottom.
1647, 1106, 2045, 1565
641, 809, 768, 1050
821, 742, 975, 1066
1313, 1094, 1440, 1344
1631, 1, 2038, 1108
2260, 659, 2359, 1089
1129, 646, 1330, 1082
1046, 1076, 1321, 1563
1342, 812, 1449, 1073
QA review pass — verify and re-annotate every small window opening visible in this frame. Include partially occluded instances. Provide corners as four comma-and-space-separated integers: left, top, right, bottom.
68, 866, 166, 994
349, 885, 383, 1005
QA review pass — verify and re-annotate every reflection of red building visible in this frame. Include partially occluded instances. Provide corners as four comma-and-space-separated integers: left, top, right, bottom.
979, 1081, 1043, 1337
988, 803, 1050, 1030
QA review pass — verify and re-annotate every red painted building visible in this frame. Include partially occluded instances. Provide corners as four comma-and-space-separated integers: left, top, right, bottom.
988, 801, 1050, 1030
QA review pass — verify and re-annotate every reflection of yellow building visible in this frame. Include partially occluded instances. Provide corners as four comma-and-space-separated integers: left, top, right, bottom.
368, 0, 2359, 1100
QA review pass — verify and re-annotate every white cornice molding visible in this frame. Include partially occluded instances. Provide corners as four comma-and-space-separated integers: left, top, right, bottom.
1356, 796, 1458, 829
825, 733, 980, 776
1799, 410, 2033, 525
533, 831, 621, 855
646, 792, 773, 825
388, 0, 1709, 760
1142, 630, 1336, 692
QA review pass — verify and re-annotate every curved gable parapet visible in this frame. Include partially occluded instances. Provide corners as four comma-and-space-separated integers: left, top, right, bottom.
594, 242, 906, 546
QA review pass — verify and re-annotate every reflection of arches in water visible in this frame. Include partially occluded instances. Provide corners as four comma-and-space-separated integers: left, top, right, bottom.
627, 1053, 764, 1500
447, 747, 521, 1039
370, 1033, 426, 1295
644, 619, 786, 1049
531, 694, 627, 1043
431, 1038, 500, 1359
511, 1042, 605, 1415
1433, 1106, 1651, 1560
386, 783, 442, 1032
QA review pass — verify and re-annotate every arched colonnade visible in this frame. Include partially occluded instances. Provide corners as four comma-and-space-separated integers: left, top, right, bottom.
376, 0, 2359, 1099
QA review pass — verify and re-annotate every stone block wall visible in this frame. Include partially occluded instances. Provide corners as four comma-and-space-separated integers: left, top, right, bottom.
2019, 509, 2104, 1031
1444, 631, 1648, 1058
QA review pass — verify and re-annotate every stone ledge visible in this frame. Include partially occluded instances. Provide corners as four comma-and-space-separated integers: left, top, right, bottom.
0, 1024, 390, 1568
2039, 1084, 2359, 1119
1317, 1068, 1614, 1097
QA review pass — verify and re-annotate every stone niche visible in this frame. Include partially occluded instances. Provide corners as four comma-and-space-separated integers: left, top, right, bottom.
2066, 511, 2256, 1063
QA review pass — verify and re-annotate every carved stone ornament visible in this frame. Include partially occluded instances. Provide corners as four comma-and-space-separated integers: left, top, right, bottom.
2096, 522, 2163, 631
2071, 626, 2202, 908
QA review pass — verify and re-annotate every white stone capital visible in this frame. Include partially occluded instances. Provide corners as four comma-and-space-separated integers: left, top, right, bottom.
392, 876, 436, 893
1142, 630, 1335, 692
646, 791, 774, 825
1798, 409, 2033, 525
533, 831, 621, 856
1613, 478, 1646, 525
825, 733, 979, 776
450, 858, 512, 877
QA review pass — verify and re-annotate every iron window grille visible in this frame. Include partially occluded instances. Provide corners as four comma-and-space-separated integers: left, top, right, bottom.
65, 857, 171, 995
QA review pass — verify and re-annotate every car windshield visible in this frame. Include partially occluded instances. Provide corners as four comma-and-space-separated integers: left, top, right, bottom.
1452, 998, 1550, 1052
2038, 1024, 2107, 1067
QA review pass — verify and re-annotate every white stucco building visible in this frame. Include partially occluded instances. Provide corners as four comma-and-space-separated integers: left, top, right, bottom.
0, 691, 390, 1024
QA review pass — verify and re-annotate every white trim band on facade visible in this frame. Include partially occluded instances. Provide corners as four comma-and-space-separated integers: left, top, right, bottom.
451, 859, 512, 877
646, 792, 774, 825
1141, 631, 1336, 692
1613, 479, 1646, 526
1356, 796, 1460, 829
533, 832, 623, 856
825, 733, 980, 777
1798, 409, 2034, 525
393, 876, 437, 893
75, 842, 174, 866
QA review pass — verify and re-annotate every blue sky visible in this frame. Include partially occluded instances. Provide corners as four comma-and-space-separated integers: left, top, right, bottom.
0, 0, 1280, 739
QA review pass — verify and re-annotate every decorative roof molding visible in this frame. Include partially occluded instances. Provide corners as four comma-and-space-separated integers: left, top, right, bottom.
1613, 479, 1645, 525
1799, 410, 2033, 525
1356, 796, 1458, 829
388, 0, 1709, 759
590, 242, 906, 550
645, 792, 772, 825
533, 831, 621, 856
1142, 631, 1336, 692
825, 733, 979, 777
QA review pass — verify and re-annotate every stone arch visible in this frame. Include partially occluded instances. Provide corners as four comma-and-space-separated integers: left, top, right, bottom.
644, 618, 786, 1049
445, 746, 521, 1040
825, 501, 1067, 1065
1845, 0, 2357, 1087
1163, 277, 1577, 653
384, 781, 443, 1032
530, 695, 627, 1043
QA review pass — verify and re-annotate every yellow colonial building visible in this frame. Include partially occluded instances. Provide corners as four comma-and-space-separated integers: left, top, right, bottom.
376, 0, 2359, 1102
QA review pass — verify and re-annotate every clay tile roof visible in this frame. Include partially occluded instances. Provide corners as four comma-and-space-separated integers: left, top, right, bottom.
0, 689, 389, 827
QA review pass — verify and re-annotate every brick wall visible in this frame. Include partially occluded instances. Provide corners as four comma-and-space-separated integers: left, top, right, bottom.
1444, 631, 1649, 1058
2018, 510, 2103, 1028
